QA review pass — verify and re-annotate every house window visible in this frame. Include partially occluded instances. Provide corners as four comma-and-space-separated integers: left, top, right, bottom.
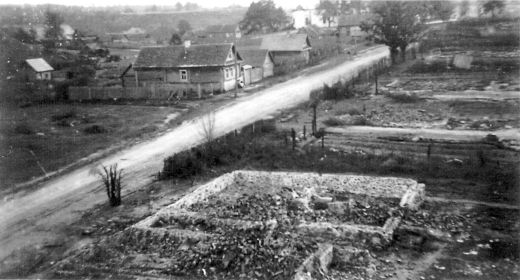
179, 69, 188, 81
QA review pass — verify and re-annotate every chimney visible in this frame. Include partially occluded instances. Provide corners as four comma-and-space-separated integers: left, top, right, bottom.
184, 40, 191, 57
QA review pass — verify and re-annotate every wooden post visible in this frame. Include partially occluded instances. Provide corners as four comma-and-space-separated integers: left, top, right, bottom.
312, 105, 317, 135
321, 135, 325, 150
303, 125, 306, 140
291, 128, 296, 150
375, 72, 378, 95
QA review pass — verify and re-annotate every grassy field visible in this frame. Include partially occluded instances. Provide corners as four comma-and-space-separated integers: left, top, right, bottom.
0, 103, 182, 193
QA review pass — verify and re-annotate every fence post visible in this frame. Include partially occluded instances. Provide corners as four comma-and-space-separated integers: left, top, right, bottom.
303, 125, 306, 140
291, 128, 296, 150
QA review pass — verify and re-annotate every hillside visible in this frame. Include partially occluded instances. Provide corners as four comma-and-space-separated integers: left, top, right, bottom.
0, 5, 247, 42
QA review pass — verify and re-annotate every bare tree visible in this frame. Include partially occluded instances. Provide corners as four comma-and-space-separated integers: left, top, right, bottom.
200, 112, 216, 148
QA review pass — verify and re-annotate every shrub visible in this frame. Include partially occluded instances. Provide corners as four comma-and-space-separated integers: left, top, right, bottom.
347, 108, 362, 116
83, 124, 108, 134
323, 117, 346, 127
99, 164, 123, 207
350, 116, 372, 126
321, 81, 354, 100
162, 149, 204, 179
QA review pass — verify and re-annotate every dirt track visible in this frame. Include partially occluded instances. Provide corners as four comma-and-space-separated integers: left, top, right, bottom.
0, 46, 390, 261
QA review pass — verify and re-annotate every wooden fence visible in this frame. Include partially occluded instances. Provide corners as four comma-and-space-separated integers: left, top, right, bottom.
68, 84, 217, 101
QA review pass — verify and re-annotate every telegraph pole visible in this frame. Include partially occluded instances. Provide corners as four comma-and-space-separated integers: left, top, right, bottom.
233, 28, 239, 98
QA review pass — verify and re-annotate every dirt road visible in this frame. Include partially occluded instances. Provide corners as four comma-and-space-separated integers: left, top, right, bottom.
0, 46, 390, 260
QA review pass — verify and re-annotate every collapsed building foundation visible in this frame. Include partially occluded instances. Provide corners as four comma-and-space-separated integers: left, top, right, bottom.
123, 170, 425, 279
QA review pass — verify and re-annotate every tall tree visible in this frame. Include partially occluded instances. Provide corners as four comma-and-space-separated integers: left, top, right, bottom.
427, 1, 456, 21
316, 0, 340, 27
169, 33, 182, 45
239, 0, 290, 35
482, 0, 505, 18
175, 2, 183, 11
361, 1, 427, 63
45, 9, 63, 41
459, 0, 470, 17
177, 20, 192, 36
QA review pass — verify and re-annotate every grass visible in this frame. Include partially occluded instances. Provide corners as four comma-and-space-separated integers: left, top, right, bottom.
0, 103, 180, 192
159, 129, 519, 203
386, 92, 421, 103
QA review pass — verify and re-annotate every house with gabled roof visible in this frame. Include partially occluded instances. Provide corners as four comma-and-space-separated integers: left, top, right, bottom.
131, 42, 242, 93
239, 49, 274, 84
25, 58, 54, 81
238, 33, 312, 65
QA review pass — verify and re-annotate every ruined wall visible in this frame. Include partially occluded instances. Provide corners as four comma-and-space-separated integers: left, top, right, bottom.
232, 170, 419, 199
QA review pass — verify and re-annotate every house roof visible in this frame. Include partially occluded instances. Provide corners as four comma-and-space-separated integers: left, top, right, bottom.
337, 14, 372, 27
205, 24, 239, 34
239, 33, 311, 52
239, 49, 272, 67
26, 58, 53, 72
133, 43, 242, 69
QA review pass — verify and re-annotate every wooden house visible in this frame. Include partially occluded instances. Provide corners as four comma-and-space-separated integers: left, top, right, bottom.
131, 42, 242, 93
25, 58, 53, 81
239, 49, 274, 84
239, 33, 312, 65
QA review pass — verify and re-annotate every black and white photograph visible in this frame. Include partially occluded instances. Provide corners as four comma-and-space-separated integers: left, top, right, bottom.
0, 0, 518, 279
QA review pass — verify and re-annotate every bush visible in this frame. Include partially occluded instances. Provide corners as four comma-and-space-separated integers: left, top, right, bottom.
99, 164, 123, 207
350, 115, 372, 126
347, 108, 362, 116
321, 81, 354, 100
83, 124, 108, 134
323, 117, 346, 127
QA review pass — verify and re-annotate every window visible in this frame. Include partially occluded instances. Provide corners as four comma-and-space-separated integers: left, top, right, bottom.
179, 69, 188, 81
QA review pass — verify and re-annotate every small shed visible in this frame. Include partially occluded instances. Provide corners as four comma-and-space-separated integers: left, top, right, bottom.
25, 58, 54, 81
239, 49, 275, 83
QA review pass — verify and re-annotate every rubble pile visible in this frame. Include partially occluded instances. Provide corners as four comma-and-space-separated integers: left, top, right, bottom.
53, 171, 428, 279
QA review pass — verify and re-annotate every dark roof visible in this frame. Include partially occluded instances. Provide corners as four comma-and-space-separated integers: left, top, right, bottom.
239, 49, 272, 67
238, 33, 311, 52
205, 24, 239, 34
133, 43, 242, 69
337, 14, 373, 27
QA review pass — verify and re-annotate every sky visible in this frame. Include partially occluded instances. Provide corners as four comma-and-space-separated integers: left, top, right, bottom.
0, 0, 321, 9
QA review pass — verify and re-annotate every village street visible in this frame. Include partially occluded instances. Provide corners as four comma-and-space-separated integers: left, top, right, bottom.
0, 45, 390, 260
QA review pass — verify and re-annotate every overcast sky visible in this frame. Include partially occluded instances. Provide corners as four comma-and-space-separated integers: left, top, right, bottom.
0, 0, 320, 9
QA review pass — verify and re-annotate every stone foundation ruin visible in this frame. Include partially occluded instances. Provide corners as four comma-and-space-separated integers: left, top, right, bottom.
122, 170, 425, 279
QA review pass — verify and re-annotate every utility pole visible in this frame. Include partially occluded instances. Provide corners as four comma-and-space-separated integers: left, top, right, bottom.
233, 27, 239, 98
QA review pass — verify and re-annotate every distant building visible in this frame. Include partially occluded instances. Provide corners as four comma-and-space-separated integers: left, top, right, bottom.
103, 28, 156, 48
239, 49, 274, 84
184, 24, 241, 44
25, 58, 53, 81
239, 33, 312, 65
337, 14, 371, 37
131, 42, 242, 93
291, 8, 333, 29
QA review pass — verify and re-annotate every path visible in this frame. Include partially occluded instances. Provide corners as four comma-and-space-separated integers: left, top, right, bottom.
0, 46, 390, 261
